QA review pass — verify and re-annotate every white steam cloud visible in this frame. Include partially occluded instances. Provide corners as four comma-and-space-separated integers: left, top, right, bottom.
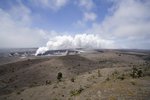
35, 34, 115, 55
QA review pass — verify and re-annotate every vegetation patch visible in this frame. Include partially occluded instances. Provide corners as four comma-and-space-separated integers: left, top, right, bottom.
70, 87, 84, 96
57, 72, 63, 81
117, 74, 125, 80
71, 78, 75, 82
98, 70, 102, 77
130, 67, 143, 78
130, 80, 136, 85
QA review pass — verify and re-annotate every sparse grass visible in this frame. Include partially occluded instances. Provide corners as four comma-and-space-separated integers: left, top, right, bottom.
143, 66, 150, 76
62, 95, 64, 97
106, 77, 110, 81
112, 70, 119, 78
88, 71, 91, 74
137, 68, 143, 77
117, 74, 125, 80
111, 70, 123, 80
98, 70, 102, 77
144, 55, 150, 61
92, 75, 95, 79
113, 70, 119, 75
130, 67, 143, 78
70, 87, 84, 96
107, 70, 127, 81
14, 85, 17, 88
109, 95, 117, 100
130, 80, 136, 85
16, 91, 21, 95
46, 80, 51, 85
53, 85, 58, 89
33, 82, 37, 84
78, 63, 80, 66
127, 89, 134, 96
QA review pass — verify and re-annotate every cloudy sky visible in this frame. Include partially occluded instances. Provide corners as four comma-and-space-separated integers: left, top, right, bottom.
0, 0, 150, 49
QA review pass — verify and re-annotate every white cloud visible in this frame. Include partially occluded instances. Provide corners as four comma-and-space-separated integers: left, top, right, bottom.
32, 0, 69, 11
78, 0, 94, 10
0, 4, 50, 48
36, 34, 115, 55
76, 20, 86, 28
8, 2, 31, 25
1, 0, 150, 50
75, 12, 97, 28
75, 0, 96, 28
90, 0, 150, 36
86, 0, 150, 49
84, 12, 97, 21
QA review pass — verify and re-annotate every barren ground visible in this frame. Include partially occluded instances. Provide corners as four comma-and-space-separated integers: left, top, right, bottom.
0, 50, 150, 100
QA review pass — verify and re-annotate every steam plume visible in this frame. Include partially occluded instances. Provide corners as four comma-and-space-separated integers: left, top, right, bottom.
35, 34, 114, 55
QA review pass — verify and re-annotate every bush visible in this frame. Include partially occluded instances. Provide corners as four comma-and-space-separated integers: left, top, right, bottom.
106, 77, 110, 81
71, 78, 75, 82
130, 80, 136, 85
46, 80, 51, 85
130, 67, 143, 78
112, 70, 119, 77
143, 66, 150, 76
57, 72, 62, 81
70, 87, 84, 96
137, 69, 142, 78
130, 67, 138, 78
98, 70, 102, 77
16, 91, 21, 95
117, 74, 125, 80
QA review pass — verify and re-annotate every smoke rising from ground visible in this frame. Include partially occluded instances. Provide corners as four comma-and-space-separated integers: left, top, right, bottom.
35, 34, 115, 55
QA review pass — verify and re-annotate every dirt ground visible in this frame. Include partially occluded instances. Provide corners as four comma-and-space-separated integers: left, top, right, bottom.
0, 50, 150, 100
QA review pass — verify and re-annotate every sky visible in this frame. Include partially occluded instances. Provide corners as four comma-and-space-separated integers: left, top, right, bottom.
0, 0, 150, 50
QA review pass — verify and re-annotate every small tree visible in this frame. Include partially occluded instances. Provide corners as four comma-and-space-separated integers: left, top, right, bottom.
57, 72, 62, 81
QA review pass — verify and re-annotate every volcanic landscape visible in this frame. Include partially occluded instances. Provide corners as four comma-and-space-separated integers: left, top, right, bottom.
0, 48, 150, 100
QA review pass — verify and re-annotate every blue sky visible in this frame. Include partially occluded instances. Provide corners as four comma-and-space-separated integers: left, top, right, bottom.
0, 0, 150, 49
0, 0, 112, 32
